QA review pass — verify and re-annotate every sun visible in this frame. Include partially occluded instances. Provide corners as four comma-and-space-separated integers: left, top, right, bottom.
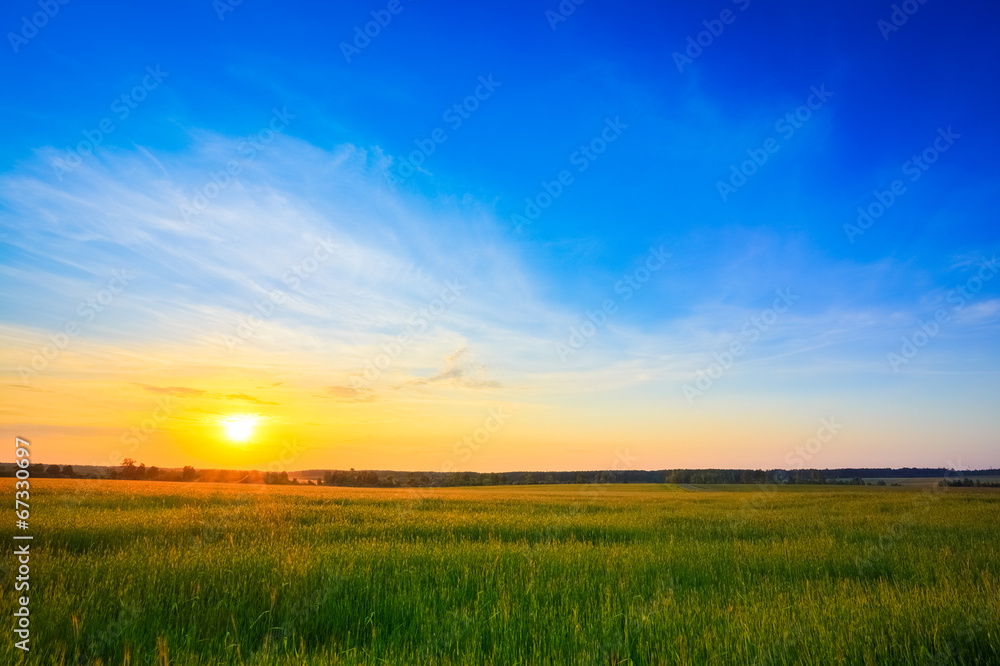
223, 415, 258, 442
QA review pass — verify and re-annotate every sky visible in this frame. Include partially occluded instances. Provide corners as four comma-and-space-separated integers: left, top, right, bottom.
1, 0, 998, 473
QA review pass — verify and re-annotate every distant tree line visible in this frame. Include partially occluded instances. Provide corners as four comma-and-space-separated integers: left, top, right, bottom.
0, 459, 313, 485
0, 463, 87, 478
2, 461, 995, 488
939, 477, 1000, 488
310, 467, 998, 488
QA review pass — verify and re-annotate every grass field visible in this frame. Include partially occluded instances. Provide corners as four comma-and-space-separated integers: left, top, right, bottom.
2, 480, 998, 665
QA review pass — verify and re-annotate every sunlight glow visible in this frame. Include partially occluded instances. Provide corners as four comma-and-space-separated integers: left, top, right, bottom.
223, 416, 258, 443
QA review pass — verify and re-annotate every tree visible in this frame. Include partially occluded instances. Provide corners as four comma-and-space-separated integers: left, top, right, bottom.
182, 466, 197, 482
62, 465, 76, 478
264, 471, 290, 485
46, 464, 63, 478
147, 466, 159, 480
357, 470, 379, 486
668, 469, 692, 484
120, 458, 138, 479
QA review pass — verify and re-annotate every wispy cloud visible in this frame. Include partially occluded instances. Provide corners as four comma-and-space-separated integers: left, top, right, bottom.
138, 385, 206, 397
224, 393, 279, 405
322, 386, 376, 402
2, 130, 998, 469
399, 346, 503, 390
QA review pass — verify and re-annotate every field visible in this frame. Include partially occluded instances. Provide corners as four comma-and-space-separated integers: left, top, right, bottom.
2, 480, 998, 665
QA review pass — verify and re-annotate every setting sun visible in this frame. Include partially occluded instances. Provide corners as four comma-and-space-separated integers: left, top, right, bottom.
223, 416, 258, 443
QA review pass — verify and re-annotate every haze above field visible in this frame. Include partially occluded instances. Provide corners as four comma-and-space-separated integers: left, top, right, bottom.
1, 1, 999, 472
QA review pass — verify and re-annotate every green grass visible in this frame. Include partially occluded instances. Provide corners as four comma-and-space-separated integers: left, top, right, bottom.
1, 480, 998, 665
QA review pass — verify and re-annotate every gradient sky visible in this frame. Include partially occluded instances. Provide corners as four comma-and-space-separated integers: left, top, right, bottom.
1, 0, 998, 473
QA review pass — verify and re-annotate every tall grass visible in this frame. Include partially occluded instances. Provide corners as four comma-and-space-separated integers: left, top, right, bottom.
1, 480, 997, 664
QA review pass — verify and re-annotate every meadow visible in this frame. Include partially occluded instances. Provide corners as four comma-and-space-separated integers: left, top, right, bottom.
1, 479, 998, 665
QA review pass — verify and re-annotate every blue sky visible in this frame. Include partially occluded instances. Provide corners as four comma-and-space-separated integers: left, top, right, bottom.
1, 0, 998, 470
